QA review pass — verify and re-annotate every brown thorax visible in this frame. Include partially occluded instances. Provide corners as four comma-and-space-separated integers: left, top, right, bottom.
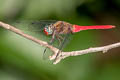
52, 21, 73, 34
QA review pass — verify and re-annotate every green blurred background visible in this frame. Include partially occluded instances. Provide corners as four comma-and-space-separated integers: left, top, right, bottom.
0, 0, 120, 80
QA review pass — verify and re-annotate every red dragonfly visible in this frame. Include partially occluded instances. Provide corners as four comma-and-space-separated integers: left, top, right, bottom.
12, 20, 115, 59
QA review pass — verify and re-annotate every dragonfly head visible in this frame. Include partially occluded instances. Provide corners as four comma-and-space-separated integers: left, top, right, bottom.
44, 25, 53, 35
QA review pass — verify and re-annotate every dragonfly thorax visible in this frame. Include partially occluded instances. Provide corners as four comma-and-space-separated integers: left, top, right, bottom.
44, 25, 53, 35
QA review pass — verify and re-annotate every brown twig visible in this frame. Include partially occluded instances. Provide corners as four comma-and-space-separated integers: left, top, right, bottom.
0, 21, 58, 53
0, 21, 119, 64
50, 42, 120, 64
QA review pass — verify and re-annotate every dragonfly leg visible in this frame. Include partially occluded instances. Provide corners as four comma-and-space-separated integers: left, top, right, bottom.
49, 29, 56, 43
56, 35, 62, 47
57, 35, 64, 40
56, 35, 65, 47
43, 30, 56, 59
43, 39, 55, 59
54, 34, 69, 62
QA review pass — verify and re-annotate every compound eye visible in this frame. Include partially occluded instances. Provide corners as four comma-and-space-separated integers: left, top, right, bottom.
43, 28, 49, 35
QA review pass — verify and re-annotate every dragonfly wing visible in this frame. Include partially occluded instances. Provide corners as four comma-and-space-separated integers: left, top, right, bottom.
10, 20, 57, 32
10, 20, 58, 42
54, 33, 72, 60
28, 20, 57, 32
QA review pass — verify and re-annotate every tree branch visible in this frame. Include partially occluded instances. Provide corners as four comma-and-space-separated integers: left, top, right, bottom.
0, 21, 119, 64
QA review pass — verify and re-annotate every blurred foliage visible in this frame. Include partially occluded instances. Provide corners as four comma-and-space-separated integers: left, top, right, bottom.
0, 0, 120, 80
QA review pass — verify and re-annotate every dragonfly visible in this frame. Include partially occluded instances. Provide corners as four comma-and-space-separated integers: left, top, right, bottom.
11, 20, 115, 60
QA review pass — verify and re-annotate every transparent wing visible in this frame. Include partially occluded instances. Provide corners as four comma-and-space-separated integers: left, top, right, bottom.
10, 20, 57, 31
54, 33, 73, 60
42, 33, 73, 60
9, 20, 57, 42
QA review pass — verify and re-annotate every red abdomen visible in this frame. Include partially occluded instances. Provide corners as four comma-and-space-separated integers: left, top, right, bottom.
72, 25, 115, 33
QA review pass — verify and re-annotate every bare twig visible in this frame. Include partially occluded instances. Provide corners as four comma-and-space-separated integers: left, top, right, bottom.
50, 42, 120, 64
0, 21, 119, 64
0, 21, 58, 53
